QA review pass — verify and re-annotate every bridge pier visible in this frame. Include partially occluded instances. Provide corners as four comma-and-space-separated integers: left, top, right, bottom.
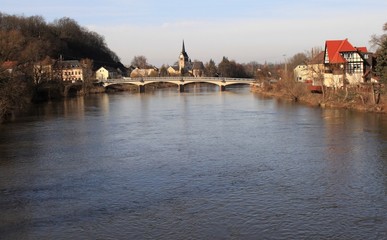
220, 85, 226, 91
139, 85, 145, 93
179, 84, 184, 92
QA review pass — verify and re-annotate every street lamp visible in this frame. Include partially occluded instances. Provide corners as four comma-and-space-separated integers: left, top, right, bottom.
283, 54, 287, 73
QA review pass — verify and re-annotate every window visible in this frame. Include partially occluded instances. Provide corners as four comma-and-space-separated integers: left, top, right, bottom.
346, 63, 363, 74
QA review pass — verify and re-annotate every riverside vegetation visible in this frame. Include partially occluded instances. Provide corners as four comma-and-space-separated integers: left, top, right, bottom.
252, 78, 387, 114
0, 12, 124, 122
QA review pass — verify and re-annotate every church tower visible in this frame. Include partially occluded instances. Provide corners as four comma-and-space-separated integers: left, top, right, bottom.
178, 40, 190, 74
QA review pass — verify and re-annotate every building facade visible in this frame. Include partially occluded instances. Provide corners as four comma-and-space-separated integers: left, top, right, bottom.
192, 61, 205, 77
323, 39, 369, 87
130, 67, 159, 78
96, 66, 121, 80
53, 60, 84, 82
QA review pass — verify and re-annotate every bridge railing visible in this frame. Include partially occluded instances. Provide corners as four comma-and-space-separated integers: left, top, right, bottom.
103, 77, 255, 83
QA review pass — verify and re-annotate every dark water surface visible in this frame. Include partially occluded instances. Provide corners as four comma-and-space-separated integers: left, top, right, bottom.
1, 86, 387, 239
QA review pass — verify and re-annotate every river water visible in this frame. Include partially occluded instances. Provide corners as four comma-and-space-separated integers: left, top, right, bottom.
0, 86, 386, 239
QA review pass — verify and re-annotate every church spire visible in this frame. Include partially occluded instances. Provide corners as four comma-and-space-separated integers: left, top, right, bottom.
182, 40, 186, 53
179, 40, 189, 73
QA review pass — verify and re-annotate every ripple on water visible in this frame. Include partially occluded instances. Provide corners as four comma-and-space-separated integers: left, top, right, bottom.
1, 91, 387, 239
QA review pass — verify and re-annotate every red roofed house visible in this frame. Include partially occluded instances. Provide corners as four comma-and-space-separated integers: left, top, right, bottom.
1, 61, 18, 74
323, 39, 370, 87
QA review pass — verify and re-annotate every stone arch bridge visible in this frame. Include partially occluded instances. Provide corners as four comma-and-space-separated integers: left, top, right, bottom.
102, 77, 255, 93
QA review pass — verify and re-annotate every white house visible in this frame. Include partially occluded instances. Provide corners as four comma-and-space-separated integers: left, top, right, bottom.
96, 66, 120, 80
167, 66, 180, 76
293, 65, 308, 82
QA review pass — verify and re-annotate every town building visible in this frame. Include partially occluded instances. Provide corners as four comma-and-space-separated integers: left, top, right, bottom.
294, 65, 308, 82
192, 61, 205, 77
96, 66, 122, 80
130, 67, 159, 78
323, 39, 370, 87
33, 58, 91, 82
167, 66, 180, 76
167, 41, 204, 77
54, 60, 84, 82
1, 61, 17, 74
296, 39, 373, 90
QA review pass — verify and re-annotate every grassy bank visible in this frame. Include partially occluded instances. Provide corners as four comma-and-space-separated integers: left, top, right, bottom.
251, 81, 387, 114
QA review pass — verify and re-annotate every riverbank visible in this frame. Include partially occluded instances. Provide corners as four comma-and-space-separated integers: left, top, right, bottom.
251, 82, 387, 114
1, 81, 187, 123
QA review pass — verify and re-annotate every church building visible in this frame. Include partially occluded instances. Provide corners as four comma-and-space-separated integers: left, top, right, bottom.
178, 40, 191, 74
168, 40, 204, 77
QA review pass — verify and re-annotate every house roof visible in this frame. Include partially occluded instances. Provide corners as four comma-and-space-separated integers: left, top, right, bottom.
325, 39, 357, 64
192, 61, 204, 70
98, 66, 119, 72
309, 51, 325, 65
356, 47, 368, 53
1, 61, 17, 70
168, 66, 179, 71
55, 60, 81, 69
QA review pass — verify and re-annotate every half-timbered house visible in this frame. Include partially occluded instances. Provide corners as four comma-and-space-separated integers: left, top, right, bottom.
323, 39, 369, 87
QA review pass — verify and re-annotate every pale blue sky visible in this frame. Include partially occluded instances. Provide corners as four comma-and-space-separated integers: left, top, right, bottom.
1, 0, 386, 66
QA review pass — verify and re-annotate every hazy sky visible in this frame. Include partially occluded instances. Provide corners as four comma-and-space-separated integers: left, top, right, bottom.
1, 0, 386, 66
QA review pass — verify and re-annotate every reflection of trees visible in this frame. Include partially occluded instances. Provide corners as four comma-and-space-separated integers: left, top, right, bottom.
321, 109, 387, 193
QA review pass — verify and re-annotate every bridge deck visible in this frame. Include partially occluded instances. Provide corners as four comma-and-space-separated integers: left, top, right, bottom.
102, 77, 256, 92
103, 77, 255, 85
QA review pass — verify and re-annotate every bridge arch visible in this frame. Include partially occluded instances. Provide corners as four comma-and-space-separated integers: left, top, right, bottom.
64, 84, 83, 97
102, 77, 255, 93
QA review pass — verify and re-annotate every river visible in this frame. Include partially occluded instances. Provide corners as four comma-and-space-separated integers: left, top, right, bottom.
0, 85, 386, 239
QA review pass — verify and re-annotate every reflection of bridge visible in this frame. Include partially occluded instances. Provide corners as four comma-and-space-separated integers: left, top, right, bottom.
102, 77, 255, 93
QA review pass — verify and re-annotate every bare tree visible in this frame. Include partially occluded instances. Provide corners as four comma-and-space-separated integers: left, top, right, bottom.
0, 29, 31, 121
0, 30, 25, 62
370, 22, 387, 52
81, 58, 94, 94
33, 56, 54, 85
204, 59, 217, 77
131, 56, 149, 69
305, 46, 323, 60
159, 65, 168, 77
287, 52, 309, 71
243, 61, 260, 78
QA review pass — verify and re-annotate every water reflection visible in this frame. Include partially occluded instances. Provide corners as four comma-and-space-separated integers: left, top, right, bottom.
1, 88, 387, 239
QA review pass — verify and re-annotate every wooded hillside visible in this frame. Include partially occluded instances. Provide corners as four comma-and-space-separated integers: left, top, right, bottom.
0, 12, 124, 69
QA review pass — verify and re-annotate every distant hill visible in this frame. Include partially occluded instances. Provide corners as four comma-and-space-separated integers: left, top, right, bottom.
0, 12, 125, 70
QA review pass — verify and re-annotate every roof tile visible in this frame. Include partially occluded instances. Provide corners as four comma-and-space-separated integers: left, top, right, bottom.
325, 39, 357, 64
